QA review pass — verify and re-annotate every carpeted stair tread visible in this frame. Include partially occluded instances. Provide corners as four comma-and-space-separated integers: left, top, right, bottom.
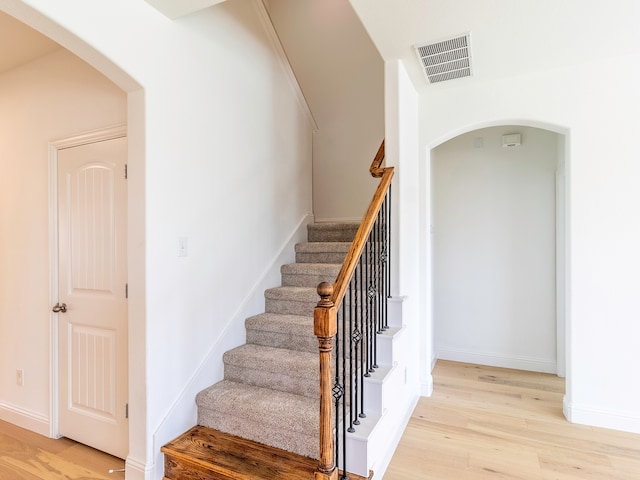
265, 286, 318, 300
197, 381, 318, 431
295, 242, 352, 253
246, 313, 316, 353
295, 242, 351, 264
197, 380, 318, 458
245, 312, 313, 334
281, 262, 341, 275
265, 286, 319, 316
307, 222, 360, 242
281, 262, 341, 287
223, 344, 318, 397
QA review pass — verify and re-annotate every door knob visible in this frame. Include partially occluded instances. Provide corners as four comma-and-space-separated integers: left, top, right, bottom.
52, 303, 67, 313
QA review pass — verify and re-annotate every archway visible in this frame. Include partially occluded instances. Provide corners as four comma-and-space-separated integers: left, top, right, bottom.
431, 125, 564, 375
422, 119, 570, 416
0, 1, 146, 474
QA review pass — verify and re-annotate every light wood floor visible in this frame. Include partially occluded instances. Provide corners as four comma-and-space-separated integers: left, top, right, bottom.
3, 361, 640, 479
0, 420, 124, 479
384, 360, 640, 479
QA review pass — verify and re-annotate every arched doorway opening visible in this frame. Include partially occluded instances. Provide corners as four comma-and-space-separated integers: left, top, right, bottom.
422, 119, 570, 418
431, 125, 565, 375
0, 1, 146, 474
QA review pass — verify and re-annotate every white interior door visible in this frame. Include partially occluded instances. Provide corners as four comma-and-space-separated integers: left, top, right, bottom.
56, 136, 128, 459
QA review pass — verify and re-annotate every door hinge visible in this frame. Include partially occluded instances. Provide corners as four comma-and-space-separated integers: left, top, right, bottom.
125, 403, 129, 419
125, 283, 128, 299
124, 164, 128, 179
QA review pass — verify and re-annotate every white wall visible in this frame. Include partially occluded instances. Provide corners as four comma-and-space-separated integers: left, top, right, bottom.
432, 126, 558, 373
266, 0, 384, 221
0, 1, 314, 478
0, 49, 127, 433
350, 0, 640, 434
385, 59, 424, 395
373, 57, 424, 479
420, 51, 640, 434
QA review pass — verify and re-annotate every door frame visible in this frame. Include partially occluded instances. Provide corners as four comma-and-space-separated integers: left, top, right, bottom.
48, 124, 128, 439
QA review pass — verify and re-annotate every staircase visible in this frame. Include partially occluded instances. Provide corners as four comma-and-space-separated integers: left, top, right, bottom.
163, 222, 371, 479
163, 142, 406, 480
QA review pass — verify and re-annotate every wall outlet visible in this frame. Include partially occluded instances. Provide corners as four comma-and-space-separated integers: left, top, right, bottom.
16, 369, 24, 386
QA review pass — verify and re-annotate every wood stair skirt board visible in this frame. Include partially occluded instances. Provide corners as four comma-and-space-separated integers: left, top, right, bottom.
162, 426, 372, 480
164, 223, 375, 479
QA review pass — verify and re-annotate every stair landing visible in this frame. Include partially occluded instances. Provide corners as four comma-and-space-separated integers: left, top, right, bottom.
162, 425, 372, 480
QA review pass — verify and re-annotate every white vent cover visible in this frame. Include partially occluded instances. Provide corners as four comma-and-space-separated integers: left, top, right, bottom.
414, 33, 472, 84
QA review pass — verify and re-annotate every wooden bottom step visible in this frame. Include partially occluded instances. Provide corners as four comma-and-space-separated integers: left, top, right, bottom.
162, 426, 372, 480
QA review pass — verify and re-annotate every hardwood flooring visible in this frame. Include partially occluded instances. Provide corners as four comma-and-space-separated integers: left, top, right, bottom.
3, 361, 640, 479
0, 420, 124, 479
384, 360, 640, 479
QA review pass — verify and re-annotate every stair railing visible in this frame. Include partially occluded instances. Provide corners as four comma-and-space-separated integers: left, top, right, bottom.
314, 140, 393, 480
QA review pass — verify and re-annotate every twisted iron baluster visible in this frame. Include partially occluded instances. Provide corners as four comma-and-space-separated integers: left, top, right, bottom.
333, 310, 342, 474
348, 277, 357, 433
358, 255, 366, 419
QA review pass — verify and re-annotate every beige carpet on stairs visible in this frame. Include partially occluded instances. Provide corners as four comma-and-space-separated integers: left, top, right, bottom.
196, 223, 358, 459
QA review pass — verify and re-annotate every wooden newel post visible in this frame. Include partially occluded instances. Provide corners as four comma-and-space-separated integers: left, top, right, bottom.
314, 282, 338, 480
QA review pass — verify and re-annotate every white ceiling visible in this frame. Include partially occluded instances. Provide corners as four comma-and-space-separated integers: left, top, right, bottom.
4, 0, 639, 95
350, 0, 640, 94
265, 0, 383, 130
0, 11, 60, 75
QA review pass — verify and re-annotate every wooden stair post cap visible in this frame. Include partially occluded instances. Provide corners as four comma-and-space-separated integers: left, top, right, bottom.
316, 282, 334, 307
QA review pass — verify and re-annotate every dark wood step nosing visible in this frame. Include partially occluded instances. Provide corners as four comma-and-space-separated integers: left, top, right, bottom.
162, 426, 316, 479
162, 426, 373, 480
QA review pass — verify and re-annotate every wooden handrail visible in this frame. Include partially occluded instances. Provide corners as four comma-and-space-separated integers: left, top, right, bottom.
369, 139, 386, 178
314, 140, 392, 479
330, 141, 393, 309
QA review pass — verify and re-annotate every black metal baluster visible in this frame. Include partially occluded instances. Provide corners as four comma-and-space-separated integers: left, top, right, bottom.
387, 186, 392, 330
378, 200, 383, 333
334, 310, 341, 474
358, 255, 366, 420
341, 300, 348, 479
368, 236, 376, 375
375, 211, 382, 335
383, 193, 389, 331
348, 277, 356, 433
364, 238, 371, 378
372, 218, 379, 370
353, 260, 361, 424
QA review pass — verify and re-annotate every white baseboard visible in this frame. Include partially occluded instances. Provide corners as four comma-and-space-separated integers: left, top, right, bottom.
0, 402, 49, 437
436, 346, 557, 374
564, 397, 640, 435
125, 455, 154, 480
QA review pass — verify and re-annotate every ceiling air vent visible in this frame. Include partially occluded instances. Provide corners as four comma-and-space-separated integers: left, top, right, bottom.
414, 33, 472, 84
